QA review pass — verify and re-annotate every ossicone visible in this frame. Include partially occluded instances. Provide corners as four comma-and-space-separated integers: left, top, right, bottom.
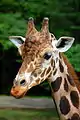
26, 17, 38, 37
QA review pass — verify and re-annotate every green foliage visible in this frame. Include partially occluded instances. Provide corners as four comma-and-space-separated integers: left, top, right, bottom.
0, 0, 80, 42
0, 13, 26, 50
0, 0, 80, 41
0, 13, 25, 39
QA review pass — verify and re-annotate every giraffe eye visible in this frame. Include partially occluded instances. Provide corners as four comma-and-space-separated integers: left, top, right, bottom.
44, 52, 52, 60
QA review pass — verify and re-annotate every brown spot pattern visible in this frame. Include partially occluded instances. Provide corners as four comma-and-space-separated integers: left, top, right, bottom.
51, 77, 62, 92
33, 72, 37, 77
59, 60, 64, 73
64, 78, 69, 92
27, 63, 34, 72
67, 74, 75, 86
59, 96, 70, 115
46, 67, 51, 75
36, 78, 40, 84
59, 53, 62, 59
47, 72, 52, 78
62, 53, 80, 93
56, 58, 58, 63
51, 58, 54, 66
71, 113, 80, 120
70, 91, 79, 109
51, 59, 55, 70
41, 69, 46, 78
53, 69, 57, 75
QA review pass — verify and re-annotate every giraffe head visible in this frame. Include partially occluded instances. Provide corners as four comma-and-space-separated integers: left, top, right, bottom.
9, 17, 74, 98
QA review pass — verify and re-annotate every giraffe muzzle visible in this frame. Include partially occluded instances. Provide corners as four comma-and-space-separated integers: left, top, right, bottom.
10, 85, 28, 99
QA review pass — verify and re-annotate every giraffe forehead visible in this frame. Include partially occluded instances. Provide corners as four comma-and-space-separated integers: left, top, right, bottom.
21, 32, 54, 58
21, 41, 53, 61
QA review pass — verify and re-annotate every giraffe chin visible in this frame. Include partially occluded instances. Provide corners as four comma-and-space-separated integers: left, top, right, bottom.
10, 86, 28, 99
12, 92, 26, 99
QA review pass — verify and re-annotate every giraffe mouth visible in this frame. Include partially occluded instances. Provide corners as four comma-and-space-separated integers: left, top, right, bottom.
12, 91, 27, 99
10, 86, 28, 99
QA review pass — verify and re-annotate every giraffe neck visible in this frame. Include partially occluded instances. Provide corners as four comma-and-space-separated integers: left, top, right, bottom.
49, 56, 80, 120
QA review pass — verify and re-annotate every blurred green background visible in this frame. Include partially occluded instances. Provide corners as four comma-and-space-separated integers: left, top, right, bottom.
0, 0, 80, 95
0, 109, 59, 120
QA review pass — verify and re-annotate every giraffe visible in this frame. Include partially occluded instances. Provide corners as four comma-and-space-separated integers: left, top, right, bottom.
61, 53, 80, 92
9, 17, 80, 120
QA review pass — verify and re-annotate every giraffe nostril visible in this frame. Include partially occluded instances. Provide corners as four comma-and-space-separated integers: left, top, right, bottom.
20, 80, 26, 86
13, 85, 16, 89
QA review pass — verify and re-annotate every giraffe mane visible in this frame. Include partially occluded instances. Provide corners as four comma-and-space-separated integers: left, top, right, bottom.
61, 53, 80, 93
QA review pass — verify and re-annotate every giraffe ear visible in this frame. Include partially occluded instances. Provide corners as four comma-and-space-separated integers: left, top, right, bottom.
9, 36, 25, 48
55, 36, 75, 52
